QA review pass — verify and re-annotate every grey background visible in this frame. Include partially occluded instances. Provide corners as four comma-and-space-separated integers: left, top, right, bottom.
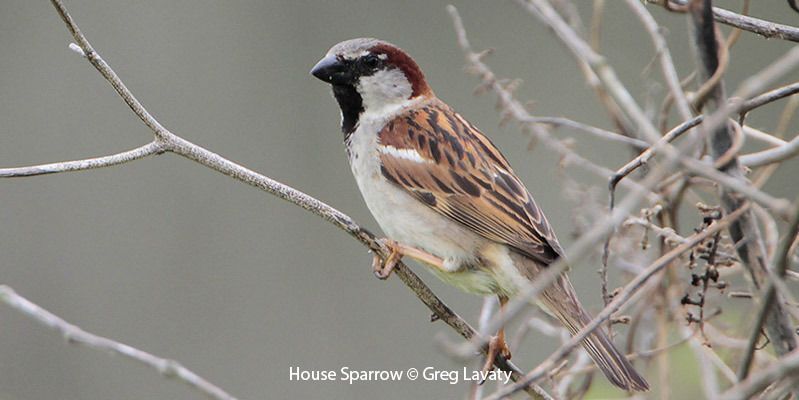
0, 1, 795, 399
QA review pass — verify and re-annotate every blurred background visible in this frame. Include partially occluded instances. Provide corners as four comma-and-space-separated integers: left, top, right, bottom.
0, 1, 796, 398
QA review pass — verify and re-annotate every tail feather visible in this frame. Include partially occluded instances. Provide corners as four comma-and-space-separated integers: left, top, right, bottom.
570, 310, 649, 391
541, 277, 649, 391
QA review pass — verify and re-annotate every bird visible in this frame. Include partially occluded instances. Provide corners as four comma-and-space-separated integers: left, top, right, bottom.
310, 38, 649, 392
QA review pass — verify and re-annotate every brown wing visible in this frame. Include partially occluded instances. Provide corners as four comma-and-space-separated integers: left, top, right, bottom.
378, 99, 563, 265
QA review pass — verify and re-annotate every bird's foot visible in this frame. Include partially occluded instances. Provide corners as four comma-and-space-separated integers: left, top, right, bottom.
479, 333, 511, 384
372, 239, 402, 280
372, 239, 445, 280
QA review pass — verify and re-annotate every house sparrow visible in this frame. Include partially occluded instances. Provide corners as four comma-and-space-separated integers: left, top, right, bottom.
311, 38, 649, 392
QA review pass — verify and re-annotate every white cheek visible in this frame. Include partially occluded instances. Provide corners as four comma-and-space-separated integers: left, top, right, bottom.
357, 69, 413, 117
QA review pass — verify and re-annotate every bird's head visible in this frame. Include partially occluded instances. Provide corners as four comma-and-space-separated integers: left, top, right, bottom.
311, 38, 432, 134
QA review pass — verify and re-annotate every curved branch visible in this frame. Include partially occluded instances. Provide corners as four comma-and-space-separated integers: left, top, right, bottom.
0, 141, 163, 177
740, 134, 799, 167
0, 285, 237, 400
740, 82, 799, 116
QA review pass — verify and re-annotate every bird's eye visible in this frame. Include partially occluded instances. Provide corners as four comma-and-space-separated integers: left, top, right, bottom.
363, 54, 380, 69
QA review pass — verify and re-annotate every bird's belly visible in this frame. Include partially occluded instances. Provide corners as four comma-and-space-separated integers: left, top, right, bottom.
352, 156, 478, 259
347, 126, 496, 295
351, 158, 533, 296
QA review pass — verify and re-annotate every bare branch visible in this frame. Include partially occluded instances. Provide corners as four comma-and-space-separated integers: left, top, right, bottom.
0, 285, 238, 400
737, 199, 799, 380
656, 0, 799, 42
743, 125, 787, 147
0, 141, 163, 177
50, 1, 175, 141
448, 4, 663, 203
688, 1, 797, 394
720, 349, 799, 400
162, 134, 553, 400
517, 0, 795, 219
626, 0, 692, 121
609, 116, 704, 200
739, 82, 799, 117
486, 205, 751, 399
520, 116, 649, 149
740, 134, 799, 167
710, 4, 799, 42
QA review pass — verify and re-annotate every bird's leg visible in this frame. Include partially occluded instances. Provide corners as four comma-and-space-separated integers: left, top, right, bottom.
372, 239, 444, 280
479, 296, 512, 384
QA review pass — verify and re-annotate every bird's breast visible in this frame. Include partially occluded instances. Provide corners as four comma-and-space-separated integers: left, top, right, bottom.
346, 119, 481, 262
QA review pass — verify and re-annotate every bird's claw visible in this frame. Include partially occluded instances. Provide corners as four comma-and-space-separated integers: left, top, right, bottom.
372, 239, 402, 280
479, 334, 511, 385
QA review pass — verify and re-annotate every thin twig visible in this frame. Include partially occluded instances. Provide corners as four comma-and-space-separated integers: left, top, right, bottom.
453, 5, 663, 203
742, 125, 787, 147
739, 82, 799, 119
710, 4, 799, 41
656, 0, 799, 42
689, 0, 797, 379
0, 285, 238, 400
719, 349, 799, 400
739, 134, 799, 167
737, 198, 799, 380
0, 141, 164, 177
485, 205, 751, 399
608, 116, 704, 204
520, 116, 649, 149
626, 0, 692, 120
518, 0, 794, 219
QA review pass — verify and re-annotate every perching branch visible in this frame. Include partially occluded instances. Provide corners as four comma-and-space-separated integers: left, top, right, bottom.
0, 285, 238, 400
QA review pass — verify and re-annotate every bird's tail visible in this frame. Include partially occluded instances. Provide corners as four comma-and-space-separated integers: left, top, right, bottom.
541, 277, 650, 392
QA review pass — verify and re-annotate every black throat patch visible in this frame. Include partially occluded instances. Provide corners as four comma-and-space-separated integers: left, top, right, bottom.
332, 84, 363, 137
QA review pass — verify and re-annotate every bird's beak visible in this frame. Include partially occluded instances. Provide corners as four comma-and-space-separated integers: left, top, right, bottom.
310, 55, 350, 84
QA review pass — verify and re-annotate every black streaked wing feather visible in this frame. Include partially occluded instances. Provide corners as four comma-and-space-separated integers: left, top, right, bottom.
378, 99, 563, 265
